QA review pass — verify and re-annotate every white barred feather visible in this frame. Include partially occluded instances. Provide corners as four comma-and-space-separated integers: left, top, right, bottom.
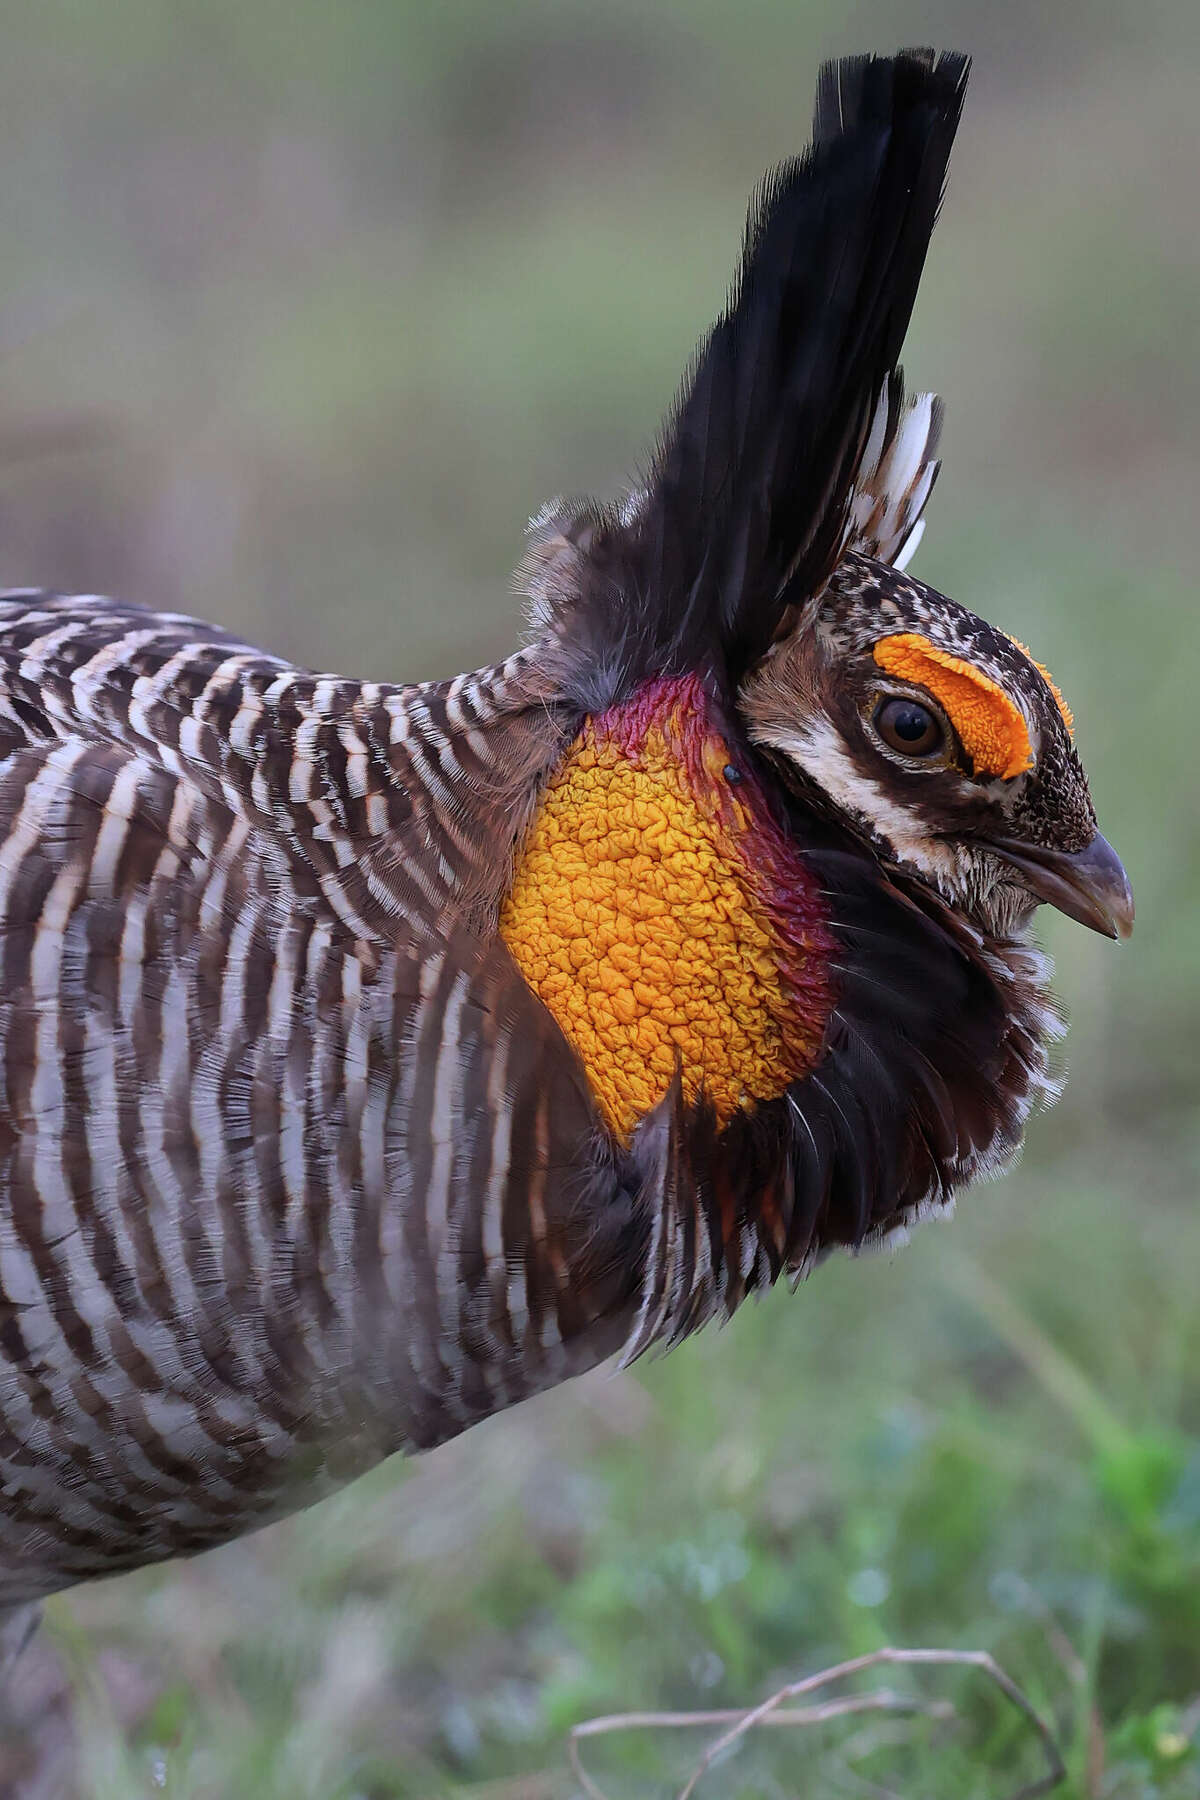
844, 377, 944, 569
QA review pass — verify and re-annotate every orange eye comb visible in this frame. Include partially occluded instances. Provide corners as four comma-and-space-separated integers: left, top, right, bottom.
873, 632, 1034, 779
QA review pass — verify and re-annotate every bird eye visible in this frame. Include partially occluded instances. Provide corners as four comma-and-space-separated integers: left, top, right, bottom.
873, 695, 945, 758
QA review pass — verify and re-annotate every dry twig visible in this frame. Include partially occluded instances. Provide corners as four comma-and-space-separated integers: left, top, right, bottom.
999, 1573, 1104, 1794
569, 1645, 1067, 1800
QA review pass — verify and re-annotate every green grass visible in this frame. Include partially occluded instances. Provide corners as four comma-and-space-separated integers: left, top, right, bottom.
0, 0, 1196, 1794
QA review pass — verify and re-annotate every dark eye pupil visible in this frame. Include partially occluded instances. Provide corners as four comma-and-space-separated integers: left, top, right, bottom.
874, 696, 944, 757
892, 705, 931, 742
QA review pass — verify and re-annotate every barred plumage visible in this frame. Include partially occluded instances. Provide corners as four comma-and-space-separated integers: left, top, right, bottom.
0, 599, 649, 1605
0, 49, 1132, 1626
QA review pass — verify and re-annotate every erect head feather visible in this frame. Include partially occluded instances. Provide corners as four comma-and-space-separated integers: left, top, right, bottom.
521, 50, 969, 711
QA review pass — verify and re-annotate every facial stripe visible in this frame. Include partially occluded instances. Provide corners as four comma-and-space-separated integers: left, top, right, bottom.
872, 632, 1033, 779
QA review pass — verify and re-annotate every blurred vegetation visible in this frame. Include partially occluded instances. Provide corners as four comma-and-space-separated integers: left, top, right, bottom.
0, 1, 1196, 1795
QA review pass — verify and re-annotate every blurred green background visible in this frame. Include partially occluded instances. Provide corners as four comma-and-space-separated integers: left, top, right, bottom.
0, 2, 1197, 1796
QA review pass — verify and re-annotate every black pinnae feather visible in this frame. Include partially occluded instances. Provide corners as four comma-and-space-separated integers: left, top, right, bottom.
526, 50, 968, 711
625, 48, 968, 685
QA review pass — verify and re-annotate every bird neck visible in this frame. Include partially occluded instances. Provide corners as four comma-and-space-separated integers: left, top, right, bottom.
500, 674, 836, 1144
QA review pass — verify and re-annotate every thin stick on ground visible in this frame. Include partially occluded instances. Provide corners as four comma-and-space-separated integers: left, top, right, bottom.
569, 1691, 944, 1800
1000, 1572, 1104, 1795
569, 1645, 1067, 1800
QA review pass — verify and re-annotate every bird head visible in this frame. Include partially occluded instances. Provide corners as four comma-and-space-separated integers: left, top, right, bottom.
741, 551, 1133, 943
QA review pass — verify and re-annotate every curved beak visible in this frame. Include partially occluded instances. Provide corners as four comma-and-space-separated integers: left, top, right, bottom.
988, 831, 1135, 940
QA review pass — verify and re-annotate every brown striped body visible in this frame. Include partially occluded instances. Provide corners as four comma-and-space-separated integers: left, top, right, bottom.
0, 597, 640, 1605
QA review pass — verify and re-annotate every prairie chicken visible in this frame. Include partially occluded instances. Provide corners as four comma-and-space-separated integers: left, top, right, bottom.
0, 50, 1131, 1632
